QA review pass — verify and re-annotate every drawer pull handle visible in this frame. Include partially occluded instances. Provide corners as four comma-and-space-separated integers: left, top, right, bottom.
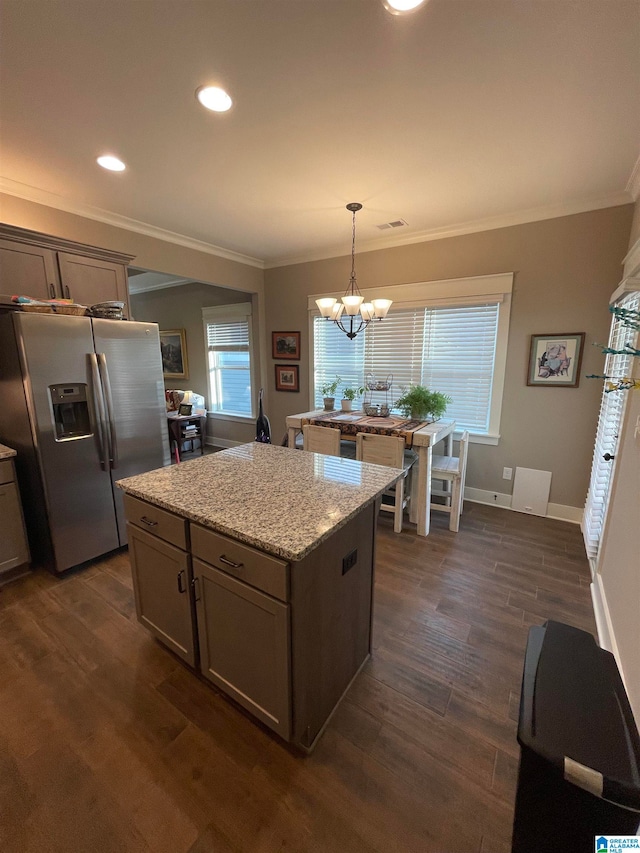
140, 516, 158, 527
219, 555, 243, 570
192, 576, 201, 602
177, 570, 186, 594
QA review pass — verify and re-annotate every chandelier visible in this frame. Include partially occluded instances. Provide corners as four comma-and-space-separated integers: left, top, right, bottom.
315, 203, 392, 340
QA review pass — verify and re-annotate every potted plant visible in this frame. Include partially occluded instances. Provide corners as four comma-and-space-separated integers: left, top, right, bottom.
340, 384, 364, 412
320, 376, 341, 411
394, 385, 452, 421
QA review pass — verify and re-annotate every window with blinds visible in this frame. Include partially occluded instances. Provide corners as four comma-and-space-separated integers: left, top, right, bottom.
582, 291, 640, 560
203, 304, 254, 417
313, 300, 500, 434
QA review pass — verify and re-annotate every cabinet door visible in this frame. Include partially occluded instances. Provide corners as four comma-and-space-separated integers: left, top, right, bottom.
127, 523, 197, 667
193, 558, 291, 740
0, 481, 30, 575
57, 252, 129, 315
0, 238, 60, 300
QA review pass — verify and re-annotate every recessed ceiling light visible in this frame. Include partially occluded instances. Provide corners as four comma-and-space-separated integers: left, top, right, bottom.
97, 155, 126, 172
382, 0, 428, 14
196, 85, 233, 112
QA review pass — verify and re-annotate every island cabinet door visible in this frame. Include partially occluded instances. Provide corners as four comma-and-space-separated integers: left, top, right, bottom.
192, 558, 291, 741
127, 523, 197, 667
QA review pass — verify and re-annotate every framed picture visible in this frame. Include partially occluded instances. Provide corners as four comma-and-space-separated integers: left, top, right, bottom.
527, 332, 585, 387
160, 329, 188, 379
275, 364, 299, 392
178, 403, 192, 416
272, 331, 300, 360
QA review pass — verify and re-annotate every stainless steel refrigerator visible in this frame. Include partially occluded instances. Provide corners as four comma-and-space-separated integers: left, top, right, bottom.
0, 311, 170, 573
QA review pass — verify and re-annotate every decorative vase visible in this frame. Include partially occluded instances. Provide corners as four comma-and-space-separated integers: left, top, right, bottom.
323, 397, 335, 411
341, 399, 352, 412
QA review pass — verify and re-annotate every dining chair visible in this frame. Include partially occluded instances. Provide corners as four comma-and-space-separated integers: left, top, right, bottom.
356, 433, 414, 533
430, 430, 470, 532
302, 424, 342, 457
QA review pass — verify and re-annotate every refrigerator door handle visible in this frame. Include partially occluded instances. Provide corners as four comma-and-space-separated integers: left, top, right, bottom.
98, 353, 119, 470
89, 353, 109, 471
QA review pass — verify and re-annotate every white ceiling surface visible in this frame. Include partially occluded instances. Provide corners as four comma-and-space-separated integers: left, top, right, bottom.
1, 0, 639, 269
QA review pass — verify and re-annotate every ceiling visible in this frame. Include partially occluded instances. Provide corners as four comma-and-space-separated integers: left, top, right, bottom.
1, 0, 639, 269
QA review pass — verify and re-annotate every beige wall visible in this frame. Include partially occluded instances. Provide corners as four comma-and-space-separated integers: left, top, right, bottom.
264, 205, 634, 509
131, 284, 258, 445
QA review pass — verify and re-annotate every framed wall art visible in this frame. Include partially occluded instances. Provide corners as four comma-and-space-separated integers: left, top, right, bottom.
275, 364, 299, 392
272, 331, 300, 360
160, 329, 188, 379
527, 332, 585, 387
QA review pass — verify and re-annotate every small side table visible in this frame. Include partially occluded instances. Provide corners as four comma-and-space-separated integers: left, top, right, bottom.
167, 414, 206, 463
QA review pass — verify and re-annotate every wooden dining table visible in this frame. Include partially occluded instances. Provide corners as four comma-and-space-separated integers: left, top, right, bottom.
286, 409, 457, 537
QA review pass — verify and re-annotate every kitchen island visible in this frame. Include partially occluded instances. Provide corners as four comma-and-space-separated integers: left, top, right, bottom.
117, 442, 401, 751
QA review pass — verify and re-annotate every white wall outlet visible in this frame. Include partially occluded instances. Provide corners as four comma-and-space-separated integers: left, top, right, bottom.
503, 467, 513, 480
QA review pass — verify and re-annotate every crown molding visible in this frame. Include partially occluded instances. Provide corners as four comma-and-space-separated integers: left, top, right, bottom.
1, 177, 633, 274
265, 192, 633, 268
129, 277, 192, 294
0, 177, 265, 270
625, 153, 640, 201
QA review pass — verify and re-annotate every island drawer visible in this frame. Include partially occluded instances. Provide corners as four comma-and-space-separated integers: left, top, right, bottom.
0, 460, 14, 485
191, 525, 289, 602
124, 494, 188, 551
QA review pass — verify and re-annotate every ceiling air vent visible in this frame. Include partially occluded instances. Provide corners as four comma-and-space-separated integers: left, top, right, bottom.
376, 219, 408, 230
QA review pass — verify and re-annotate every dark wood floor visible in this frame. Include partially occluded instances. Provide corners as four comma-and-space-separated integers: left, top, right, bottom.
0, 502, 595, 852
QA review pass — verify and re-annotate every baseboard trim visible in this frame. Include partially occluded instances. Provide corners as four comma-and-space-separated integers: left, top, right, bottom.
464, 487, 582, 524
590, 574, 631, 704
591, 574, 614, 653
205, 436, 244, 449
465, 487, 512, 509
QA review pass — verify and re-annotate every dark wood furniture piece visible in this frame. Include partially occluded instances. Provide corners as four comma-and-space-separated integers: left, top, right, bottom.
166, 414, 206, 463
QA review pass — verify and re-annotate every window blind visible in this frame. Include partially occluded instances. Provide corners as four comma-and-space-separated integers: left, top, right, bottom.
206, 318, 250, 351
313, 318, 365, 405
203, 306, 253, 417
582, 291, 639, 560
313, 300, 499, 433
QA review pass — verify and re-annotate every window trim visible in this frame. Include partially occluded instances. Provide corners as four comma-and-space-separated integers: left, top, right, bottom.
202, 302, 255, 420
308, 273, 513, 444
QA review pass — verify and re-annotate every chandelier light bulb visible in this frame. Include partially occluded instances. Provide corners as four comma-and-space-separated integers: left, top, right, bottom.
360, 303, 375, 322
342, 294, 364, 315
316, 297, 337, 317
372, 299, 392, 319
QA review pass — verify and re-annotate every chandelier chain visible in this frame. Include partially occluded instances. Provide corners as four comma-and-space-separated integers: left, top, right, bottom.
350, 208, 357, 286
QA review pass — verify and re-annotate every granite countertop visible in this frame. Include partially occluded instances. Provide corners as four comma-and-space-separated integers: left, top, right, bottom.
116, 442, 402, 562
0, 444, 17, 459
